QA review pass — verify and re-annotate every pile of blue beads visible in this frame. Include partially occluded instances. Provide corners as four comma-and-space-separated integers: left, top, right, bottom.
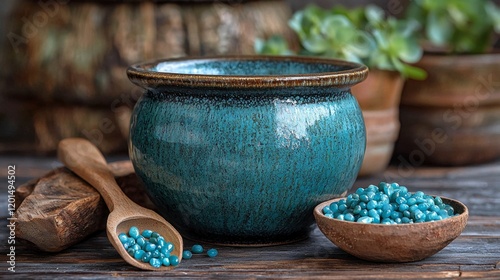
118, 226, 180, 268
322, 182, 456, 224
182, 244, 218, 260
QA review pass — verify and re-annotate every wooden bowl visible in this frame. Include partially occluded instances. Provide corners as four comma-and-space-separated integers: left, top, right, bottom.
314, 196, 468, 262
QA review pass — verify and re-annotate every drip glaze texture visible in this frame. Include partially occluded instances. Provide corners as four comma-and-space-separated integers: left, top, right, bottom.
127, 56, 368, 245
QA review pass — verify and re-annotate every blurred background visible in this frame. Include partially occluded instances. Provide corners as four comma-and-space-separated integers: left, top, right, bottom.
1, 0, 499, 172
0, 0, 391, 156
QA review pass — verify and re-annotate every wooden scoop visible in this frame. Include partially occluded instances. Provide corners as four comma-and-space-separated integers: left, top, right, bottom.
57, 138, 183, 270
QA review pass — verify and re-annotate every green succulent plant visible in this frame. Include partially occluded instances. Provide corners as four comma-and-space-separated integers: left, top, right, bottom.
406, 0, 500, 53
255, 4, 426, 80
254, 35, 294, 56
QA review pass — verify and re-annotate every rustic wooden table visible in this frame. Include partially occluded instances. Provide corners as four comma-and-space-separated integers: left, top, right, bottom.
1, 156, 499, 279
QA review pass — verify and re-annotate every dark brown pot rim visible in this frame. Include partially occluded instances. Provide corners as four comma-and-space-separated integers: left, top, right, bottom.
127, 55, 368, 90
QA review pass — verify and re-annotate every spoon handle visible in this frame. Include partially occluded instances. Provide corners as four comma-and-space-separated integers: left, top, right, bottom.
58, 138, 132, 212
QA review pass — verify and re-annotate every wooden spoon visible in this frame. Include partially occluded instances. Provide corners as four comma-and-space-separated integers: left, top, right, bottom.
57, 138, 183, 270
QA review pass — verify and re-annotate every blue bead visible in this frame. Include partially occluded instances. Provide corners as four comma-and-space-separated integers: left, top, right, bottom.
118, 233, 128, 244
381, 209, 392, 219
382, 203, 392, 211
329, 203, 339, 213
161, 257, 170, 266
127, 237, 136, 246
344, 213, 355, 222
145, 243, 157, 252
157, 238, 166, 248
149, 237, 158, 244
152, 249, 161, 258
160, 246, 171, 256
132, 244, 141, 252
346, 195, 354, 205
359, 202, 367, 209
360, 194, 369, 203
359, 209, 368, 217
376, 201, 385, 209
357, 216, 373, 223
407, 197, 416, 206
129, 226, 140, 239
390, 211, 400, 219
142, 230, 153, 238
401, 217, 411, 224
434, 196, 443, 205
164, 242, 174, 252
336, 214, 345, 220
151, 232, 161, 239
192, 244, 204, 254
367, 185, 378, 193
182, 250, 193, 259
398, 203, 409, 212
445, 205, 455, 216
367, 200, 377, 210
353, 205, 362, 214
136, 236, 146, 248
414, 210, 425, 221
338, 204, 347, 212
418, 203, 429, 211
431, 205, 440, 212
396, 197, 406, 205
169, 255, 180, 266
394, 217, 402, 224
403, 210, 411, 218
413, 191, 424, 198
122, 242, 131, 250
428, 211, 439, 221
324, 213, 334, 219
365, 191, 376, 200
150, 257, 162, 268
134, 249, 145, 260
381, 218, 393, 224
391, 190, 401, 201
438, 209, 449, 218
322, 206, 332, 214
383, 184, 394, 197
127, 247, 135, 256
409, 204, 419, 212
390, 182, 400, 189
207, 248, 218, 258
368, 209, 379, 218
141, 252, 152, 263
356, 187, 365, 195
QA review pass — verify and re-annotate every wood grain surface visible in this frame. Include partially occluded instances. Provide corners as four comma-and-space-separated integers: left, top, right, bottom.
1, 156, 499, 279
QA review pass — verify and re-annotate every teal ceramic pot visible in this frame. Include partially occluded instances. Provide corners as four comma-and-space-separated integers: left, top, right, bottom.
127, 56, 367, 245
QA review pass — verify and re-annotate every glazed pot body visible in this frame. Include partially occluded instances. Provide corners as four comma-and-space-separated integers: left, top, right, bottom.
396, 53, 500, 166
127, 56, 367, 245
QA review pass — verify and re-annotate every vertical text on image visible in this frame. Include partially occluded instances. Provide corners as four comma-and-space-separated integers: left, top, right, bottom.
7, 165, 17, 272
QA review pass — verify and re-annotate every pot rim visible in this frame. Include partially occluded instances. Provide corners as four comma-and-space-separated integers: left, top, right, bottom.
127, 55, 368, 90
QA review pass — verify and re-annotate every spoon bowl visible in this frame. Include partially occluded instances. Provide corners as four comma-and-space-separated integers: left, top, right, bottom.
58, 138, 183, 270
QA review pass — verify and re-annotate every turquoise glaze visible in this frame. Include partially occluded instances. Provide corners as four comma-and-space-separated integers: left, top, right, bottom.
127, 56, 368, 245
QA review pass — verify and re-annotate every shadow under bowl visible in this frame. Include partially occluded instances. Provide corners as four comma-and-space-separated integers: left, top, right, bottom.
314, 196, 468, 262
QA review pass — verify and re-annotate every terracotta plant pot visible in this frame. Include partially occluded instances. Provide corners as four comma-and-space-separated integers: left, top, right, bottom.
352, 69, 404, 176
395, 53, 500, 166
